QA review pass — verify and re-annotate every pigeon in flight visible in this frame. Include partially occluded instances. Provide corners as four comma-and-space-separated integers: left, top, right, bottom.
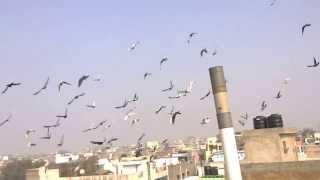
107, 137, 119, 144
124, 109, 136, 121
58, 81, 72, 92
168, 106, 175, 116
168, 93, 183, 99
93, 78, 101, 82
200, 48, 208, 57
155, 105, 167, 114
144, 72, 152, 80
178, 81, 194, 95
131, 118, 140, 126
160, 57, 168, 70
2, 82, 21, 94
90, 138, 106, 145
187, 32, 198, 44
115, 99, 129, 109
129, 93, 139, 102
128, 41, 140, 51
0, 114, 12, 127
261, 101, 267, 111
275, 91, 282, 99
28, 142, 37, 147
40, 128, 51, 140
200, 90, 211, 100
307, 57, 319, 68
302, 24, 311, 36
82, 120, 107, 133
56, 108, 68, 119
162, 81, 174, 92
78, 75, 90, 87
171, 111, 181, 125
25, 129, 36, 138
68, 93, 86, 105
270, 0, 277, 6
161, 138, 169, 144
200, 117, 211, 125
137, 133, 146, 143
57, 135, 64, 147
212, 49, 218, 56
240, 112, 249, 120
33, 77, 50, 95
238, 120, 245, 127
86, 101, 96, 109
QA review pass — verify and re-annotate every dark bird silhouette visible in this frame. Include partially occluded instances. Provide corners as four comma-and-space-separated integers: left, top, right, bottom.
86, 101, 96, 109
200, 48, 208, 57
68, 93, 86, 105
270, 0, 277, 6
137, 133, 146, 143
2, 82, 21, 94
131, 118, 140, 126
114, 99, 129, 109
144, 72, 152, 80
261, 101, 267, 111
82, 120, 107, 133
58, 81, 71, 92
302, 24, 311, 36
162, 81, 174, 92
57, 135, 64, 147
107, 137, 119, 144
307, 57, 319, 68
33, 77, 50, 95
238, 120, 245, 126
200, 117, 211, 125
40, 128, 51, 140
160, 57, 168, 70
128, 41, 140, 51
212, 49, 218, 56
171, 111, 181, 125
25, 129, 36, 138
56, 108, 68, 119
200, 90, 211, 100
0, 114, 12, 127
78, 75, 90, 87
161, 138, 169, 144
130, 93, 139, 102
90, 138, 106, 145
187, 32, 198, 44
275, 91, 282, 99
43, 119, 61, 129
28, 142, 37, 147
155, 106, 167, 114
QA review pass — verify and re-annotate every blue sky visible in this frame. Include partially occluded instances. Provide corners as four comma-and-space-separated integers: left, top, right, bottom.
0, 0, 319, 154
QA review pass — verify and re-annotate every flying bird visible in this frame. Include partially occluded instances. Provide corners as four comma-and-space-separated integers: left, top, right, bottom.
200, 90, 211, 100
28, 142, 37, 147
107, 137, 119, 144
78, 75, 90, 87
178, 81, 194, 95
171, 111, 181, 125
261, 101, 267, 111
131, 118, 140, 126
0, 114, 12, 127
86, 101, 96, 109
82, 120, 107, 133
160, 57, 168, 70
187, 32, 198, 44
33, 77, 50, 95
56, 108, 68, 119
90, 138, 106, 145
238, 120, 245, 126
68, 93, 86, 105
130, 93, 139, 102
144, 72, 152, 80
25, 129, 36, 138
115, 99, 129, 109
161, 139, 169, 144
302, 24, 311, 36
124, 110, 136, 121
240, 112, 249, 120
162, 81, 174, 92
200, 117, 211, 125
58, 81, 72, 92
137, 133, 146, 143
57, 135, 64, 147
307, 57, 319, 68
270, 0, 277, 6
275, 91, 282, 99
155, 106, 167, 114
212, 49, 218, 56
200, 48, 208, 57
40, 128, 51, 140
128, 41, 140, 51
2, 82, 21, 94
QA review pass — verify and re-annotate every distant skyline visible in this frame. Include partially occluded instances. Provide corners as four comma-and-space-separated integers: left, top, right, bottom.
0, 0, 319, 154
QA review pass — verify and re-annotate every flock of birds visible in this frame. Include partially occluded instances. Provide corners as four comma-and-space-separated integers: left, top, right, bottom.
0, 11, 318, 152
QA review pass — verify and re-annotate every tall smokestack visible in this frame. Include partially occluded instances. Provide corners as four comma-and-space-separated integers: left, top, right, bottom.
209, 66, 242, 180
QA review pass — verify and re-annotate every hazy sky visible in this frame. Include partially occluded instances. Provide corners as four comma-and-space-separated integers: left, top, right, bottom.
0, 0, 319, 154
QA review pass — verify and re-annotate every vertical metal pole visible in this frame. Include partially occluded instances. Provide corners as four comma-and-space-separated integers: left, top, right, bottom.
209, 66, 242, 180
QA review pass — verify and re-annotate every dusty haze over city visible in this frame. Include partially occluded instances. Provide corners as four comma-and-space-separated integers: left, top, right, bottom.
0, 0, 319, 154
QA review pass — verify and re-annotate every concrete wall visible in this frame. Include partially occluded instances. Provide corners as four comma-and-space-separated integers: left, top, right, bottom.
167, 163, 197, 180
243, 128, 298, 163
241, 160, 320, 180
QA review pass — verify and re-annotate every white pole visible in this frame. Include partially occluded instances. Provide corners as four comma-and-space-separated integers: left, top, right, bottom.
209, 66, 242, 180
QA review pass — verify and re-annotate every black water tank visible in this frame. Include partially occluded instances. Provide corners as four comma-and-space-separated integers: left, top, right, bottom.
253, 116, 267, 129
267, 114, 283, 128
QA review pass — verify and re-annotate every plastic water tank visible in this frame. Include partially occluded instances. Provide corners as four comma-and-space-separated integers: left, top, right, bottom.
267, 114, 283, 128
253, 116, 267, 129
